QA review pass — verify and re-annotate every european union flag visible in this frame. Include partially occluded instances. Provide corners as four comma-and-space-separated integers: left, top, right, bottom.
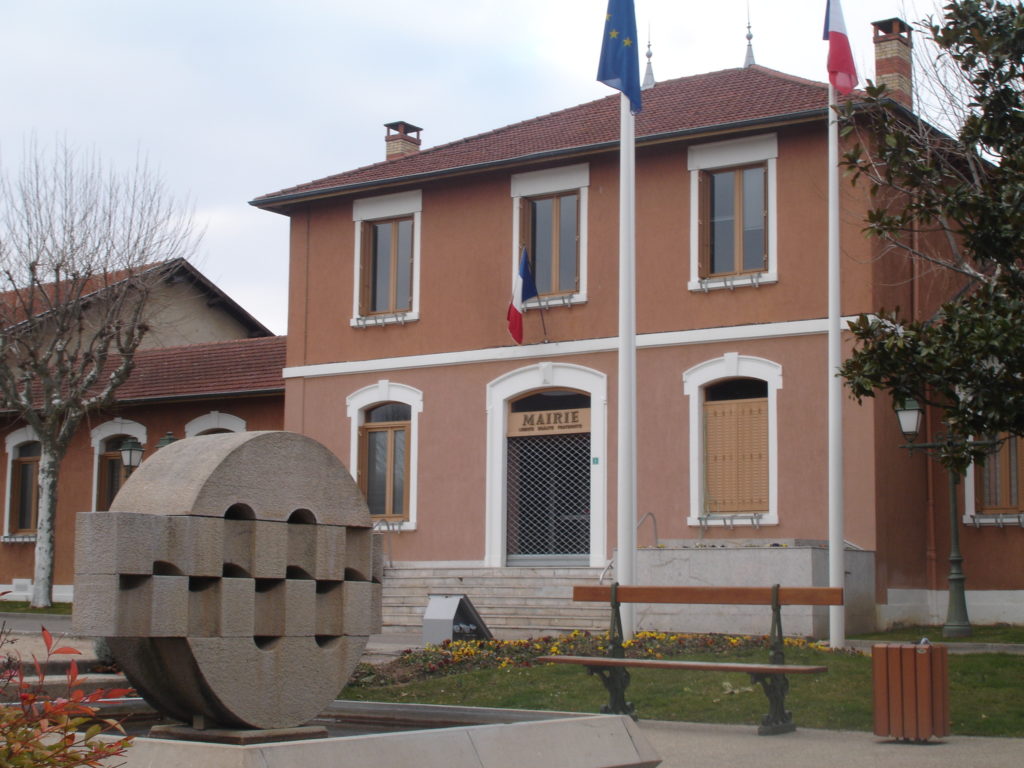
597, 0, 642, 113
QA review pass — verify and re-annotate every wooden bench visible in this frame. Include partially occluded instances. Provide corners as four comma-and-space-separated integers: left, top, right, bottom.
538, 583, 844, 735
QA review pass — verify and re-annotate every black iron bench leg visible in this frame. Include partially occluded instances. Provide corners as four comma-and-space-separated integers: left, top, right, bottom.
750, 672, 795, 735
586, 665, 636, 720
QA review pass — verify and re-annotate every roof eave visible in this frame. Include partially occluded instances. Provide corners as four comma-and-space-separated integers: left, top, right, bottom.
250, 107, 831, 212
2, 258, 275, 339
112, 386, 284, 406
168, 260, 274, 338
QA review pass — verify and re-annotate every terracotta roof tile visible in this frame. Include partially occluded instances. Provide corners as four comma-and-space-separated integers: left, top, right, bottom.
0, 261, 171, 326
254, 66, 829, 207
113, 336, 285, 402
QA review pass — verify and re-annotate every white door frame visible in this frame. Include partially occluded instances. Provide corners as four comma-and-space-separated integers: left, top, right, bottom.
485, 362, 607, 567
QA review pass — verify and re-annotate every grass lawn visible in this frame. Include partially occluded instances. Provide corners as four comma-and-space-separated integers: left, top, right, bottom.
852, 624, 1024, 644
0, 601, 73, 615
342, 633, 1024, 737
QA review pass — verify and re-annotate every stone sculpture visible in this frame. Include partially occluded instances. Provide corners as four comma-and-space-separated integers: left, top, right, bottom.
73, 431, 381, 730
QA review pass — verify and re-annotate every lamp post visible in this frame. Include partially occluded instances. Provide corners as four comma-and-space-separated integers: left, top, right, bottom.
155, 431, 178, 449
893, 398, 971, 638
119, 437, 144, 477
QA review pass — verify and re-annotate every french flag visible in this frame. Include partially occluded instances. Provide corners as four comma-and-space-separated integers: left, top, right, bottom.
507, 246, 538, 344
823, 0, 857, 95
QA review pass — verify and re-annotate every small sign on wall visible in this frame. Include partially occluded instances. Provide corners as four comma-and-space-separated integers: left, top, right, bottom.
508, 408, 591, 437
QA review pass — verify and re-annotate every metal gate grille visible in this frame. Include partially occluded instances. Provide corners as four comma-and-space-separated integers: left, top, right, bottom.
506, 432, 590, 560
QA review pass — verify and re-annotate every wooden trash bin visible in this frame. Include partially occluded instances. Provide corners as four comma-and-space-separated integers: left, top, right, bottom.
873, 642, 950, 741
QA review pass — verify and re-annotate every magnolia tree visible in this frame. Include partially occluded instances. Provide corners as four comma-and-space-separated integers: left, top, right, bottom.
838, 0, 1024, 474
0, 141, 199, 607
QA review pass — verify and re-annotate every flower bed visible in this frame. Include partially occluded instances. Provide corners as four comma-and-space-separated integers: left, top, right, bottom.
347, 630, 858, 688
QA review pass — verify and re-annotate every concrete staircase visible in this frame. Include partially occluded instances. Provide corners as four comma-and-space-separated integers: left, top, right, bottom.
380, 566, 611, 638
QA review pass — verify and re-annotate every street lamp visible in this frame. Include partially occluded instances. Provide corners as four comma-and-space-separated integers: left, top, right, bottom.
893, 398, 971, 638
895, 397, 924, 442
155, 431, 178, 449
119, 437, 144, 477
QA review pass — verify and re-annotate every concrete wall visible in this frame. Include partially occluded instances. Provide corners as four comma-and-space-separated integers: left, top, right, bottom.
142, 280, 260, 348
634, 544, 876, 637
880, 588, 1024, 628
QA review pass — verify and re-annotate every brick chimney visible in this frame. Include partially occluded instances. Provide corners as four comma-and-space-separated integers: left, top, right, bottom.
385, 121, 422, 160
872, 18, 913, 109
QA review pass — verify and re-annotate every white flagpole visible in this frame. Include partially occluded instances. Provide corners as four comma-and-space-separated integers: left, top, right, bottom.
617, 92, 638, 639
827, 83, 846, 648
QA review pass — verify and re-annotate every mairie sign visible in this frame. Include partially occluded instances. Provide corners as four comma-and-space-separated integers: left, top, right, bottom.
508, 408, 590, 437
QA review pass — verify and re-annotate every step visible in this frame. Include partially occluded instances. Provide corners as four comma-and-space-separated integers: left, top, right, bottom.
378, 565, 611, 635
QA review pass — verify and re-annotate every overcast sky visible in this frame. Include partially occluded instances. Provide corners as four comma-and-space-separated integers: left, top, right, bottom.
1, 1, 935, 335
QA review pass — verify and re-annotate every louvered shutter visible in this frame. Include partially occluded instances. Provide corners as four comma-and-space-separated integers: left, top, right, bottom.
703, 397, 768, 513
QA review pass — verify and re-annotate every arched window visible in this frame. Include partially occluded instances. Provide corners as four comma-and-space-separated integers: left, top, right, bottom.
703, 379, 769, 515
348, 381, 423, 529
359, 402, 412, 520
184, 411, 246, 437
683, 354, 782, 527
90, 419, 146, 511
9, 441, 41, 534
96, 436, 130, 512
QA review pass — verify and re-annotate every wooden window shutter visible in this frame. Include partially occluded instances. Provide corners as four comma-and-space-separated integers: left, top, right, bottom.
698, 171, 711, 278
759, 168, 769, 271
735, 399, 768, 509
703, 397, 768, 513
980, 434, 1022, 512
359, 221, 373, 314
703, 400, 737, 513
520, 197, 530, 252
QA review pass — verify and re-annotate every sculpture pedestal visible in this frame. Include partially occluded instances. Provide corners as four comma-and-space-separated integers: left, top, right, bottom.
106, 703, 662, 768
148, 723, 327, 746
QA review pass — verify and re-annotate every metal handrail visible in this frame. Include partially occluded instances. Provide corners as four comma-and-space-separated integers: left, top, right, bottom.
372, 518, 397, 569
972, 512, 1024, 528
596, 512, 661, 584
636, 511, 659, 547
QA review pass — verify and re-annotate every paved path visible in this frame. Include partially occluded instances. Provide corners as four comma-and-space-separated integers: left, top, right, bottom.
637, 719, 1022, 768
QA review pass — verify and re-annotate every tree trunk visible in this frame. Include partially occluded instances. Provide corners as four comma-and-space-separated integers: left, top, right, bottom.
30, 450, 58, 608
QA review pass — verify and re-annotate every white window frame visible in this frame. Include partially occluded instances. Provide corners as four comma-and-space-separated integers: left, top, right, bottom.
682, 353, 782, 527
351, 190, 423, 327
963, 442, 1024, 527
511, 164, 589, 308
90, 418, 147, 511
688, 134, 778, 292
485, 362, 607, 567
184, 411, 247, 437
3, 426, 41, 540
347, 380, 423, 530
963, 460, 980, 523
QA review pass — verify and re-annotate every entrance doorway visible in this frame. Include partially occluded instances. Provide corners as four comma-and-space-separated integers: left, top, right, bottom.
505, 390, 590, 564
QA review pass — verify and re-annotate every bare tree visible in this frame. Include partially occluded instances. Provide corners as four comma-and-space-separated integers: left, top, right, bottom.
0, 141, 200, 607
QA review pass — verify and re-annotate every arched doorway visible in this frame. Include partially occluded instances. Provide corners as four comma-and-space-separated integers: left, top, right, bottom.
505, 389, 591, 565
486, 363, 607, 568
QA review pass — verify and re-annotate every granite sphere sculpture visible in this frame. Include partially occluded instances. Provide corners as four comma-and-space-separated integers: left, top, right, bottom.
72, 431, 381, 730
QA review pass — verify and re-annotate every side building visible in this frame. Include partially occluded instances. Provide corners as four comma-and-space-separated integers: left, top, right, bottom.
252, 21, 1023, 635
0, 261, 285, 600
